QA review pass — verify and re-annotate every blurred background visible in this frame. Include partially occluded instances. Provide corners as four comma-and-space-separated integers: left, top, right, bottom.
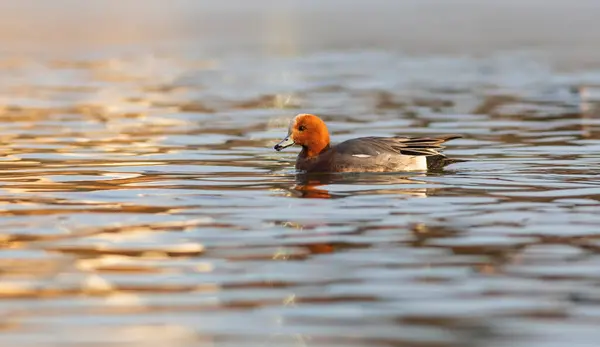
1, 0, 599, 66
0, 1, 600, 347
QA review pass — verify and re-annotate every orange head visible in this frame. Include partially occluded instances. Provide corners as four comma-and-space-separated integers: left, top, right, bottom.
274, 114, 331, 157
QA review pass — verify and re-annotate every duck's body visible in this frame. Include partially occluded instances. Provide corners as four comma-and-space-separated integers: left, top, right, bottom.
274, 114, 461, 173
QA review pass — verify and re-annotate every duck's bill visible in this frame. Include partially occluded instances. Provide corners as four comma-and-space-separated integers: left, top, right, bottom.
274, 136, 295, 151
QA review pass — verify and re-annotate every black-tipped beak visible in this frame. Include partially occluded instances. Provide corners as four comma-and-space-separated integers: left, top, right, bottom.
274, 135, 294, 151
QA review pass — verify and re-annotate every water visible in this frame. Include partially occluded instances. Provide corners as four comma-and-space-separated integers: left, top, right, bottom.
1, 1, 600, 346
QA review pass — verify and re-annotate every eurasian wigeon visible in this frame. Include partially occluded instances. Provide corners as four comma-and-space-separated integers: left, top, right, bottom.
274, 113, 462, 173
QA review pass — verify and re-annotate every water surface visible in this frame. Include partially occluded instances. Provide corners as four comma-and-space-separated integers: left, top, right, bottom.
1, 2, 600, 347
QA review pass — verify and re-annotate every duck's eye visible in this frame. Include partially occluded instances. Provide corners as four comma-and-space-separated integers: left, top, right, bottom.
298, 125, 306, 131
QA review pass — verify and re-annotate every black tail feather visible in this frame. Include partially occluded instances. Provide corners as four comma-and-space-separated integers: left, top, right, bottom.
427, 155, 467, 171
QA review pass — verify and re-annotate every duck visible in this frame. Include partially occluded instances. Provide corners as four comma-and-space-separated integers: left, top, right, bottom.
274, 113, 462, 173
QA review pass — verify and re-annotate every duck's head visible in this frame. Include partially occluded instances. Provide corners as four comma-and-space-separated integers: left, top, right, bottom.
274, 114, 331, 157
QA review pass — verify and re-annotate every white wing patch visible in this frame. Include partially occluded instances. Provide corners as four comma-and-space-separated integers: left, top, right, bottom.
352, 154, 372, 158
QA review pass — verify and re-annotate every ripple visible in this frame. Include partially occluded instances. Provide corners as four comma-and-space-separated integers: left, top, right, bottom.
1, 7, 600, 347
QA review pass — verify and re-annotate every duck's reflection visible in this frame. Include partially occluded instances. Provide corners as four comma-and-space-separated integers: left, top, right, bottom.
287, 172, 432, 199
292, 175, 333, 199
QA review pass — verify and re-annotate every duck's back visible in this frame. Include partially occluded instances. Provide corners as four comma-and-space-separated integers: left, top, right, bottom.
297, 135, 460, 173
